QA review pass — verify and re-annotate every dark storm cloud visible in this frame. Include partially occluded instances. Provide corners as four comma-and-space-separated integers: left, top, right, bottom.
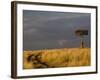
23, 10, 91, 50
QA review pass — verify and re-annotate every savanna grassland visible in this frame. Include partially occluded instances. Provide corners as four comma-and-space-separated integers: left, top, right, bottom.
23, 48, 90, 69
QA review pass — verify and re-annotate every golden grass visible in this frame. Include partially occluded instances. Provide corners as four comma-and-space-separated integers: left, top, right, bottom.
23, 48, 90, 69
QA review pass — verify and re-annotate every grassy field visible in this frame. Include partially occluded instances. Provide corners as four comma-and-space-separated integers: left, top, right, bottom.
23, 48, 90, 69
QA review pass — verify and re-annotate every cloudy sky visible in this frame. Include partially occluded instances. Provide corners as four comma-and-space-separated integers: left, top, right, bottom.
23, 10, 91, 50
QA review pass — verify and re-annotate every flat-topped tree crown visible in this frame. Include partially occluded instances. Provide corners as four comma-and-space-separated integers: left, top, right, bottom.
75, 29, 88, 48
75, 29, 88, 36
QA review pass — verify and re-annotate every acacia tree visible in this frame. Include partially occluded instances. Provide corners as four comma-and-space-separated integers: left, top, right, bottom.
75, 29, 88, 48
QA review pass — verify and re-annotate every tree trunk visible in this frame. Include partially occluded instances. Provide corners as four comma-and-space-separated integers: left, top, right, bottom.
80, 36, 84, 48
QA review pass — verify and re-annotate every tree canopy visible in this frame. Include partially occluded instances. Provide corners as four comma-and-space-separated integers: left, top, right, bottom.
75, 29, 88, 36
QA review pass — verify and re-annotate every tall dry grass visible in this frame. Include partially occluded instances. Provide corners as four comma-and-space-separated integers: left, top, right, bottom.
23, 48, 90, 69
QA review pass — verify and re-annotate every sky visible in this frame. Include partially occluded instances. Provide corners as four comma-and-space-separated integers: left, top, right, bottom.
23, 10, 91, 50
